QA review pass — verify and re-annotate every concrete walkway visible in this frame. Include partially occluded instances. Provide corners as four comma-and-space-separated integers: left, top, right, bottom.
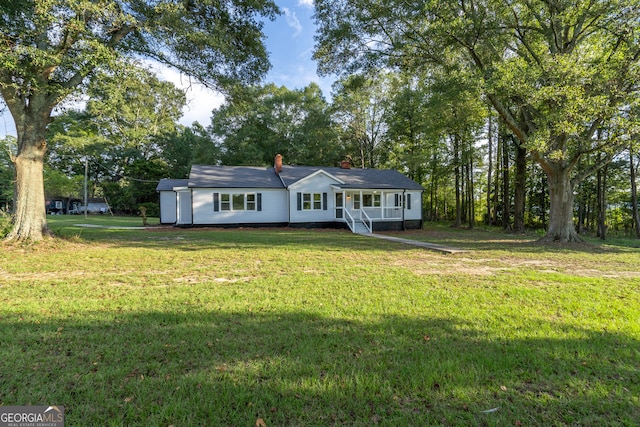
363, 233, 468, 254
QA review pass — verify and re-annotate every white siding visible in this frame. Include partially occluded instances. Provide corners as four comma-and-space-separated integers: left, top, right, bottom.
192, 188, 288, 225
159, 191, 177, 224
404, 190, 423, 220
288, 173, 340, 224
176, 190, 193, 225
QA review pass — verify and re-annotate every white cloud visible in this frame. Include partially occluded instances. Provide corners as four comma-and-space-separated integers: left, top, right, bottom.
298, 0, 314, 7
283, 7, 303, 38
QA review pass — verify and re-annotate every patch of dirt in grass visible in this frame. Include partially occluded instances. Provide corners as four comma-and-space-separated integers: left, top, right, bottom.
0, 270, 92, 282
393, 254, 640, 279
173, 276, 252, 284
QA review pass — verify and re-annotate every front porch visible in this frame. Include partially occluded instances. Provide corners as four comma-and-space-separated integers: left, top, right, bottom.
333, 189, 411, 233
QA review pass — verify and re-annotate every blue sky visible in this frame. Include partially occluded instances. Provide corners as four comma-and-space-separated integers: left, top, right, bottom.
264, 0, 333, 94
0, 0, 332, 138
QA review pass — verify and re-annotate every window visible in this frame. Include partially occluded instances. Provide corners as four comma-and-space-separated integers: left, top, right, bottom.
353, 193, 360, 210
214, 192, 261, 211
232, 194, 244, 210
335, 193, 343, 219
393, 193, 410, 209
362, 193, 381, 208
297, 192, 327, 211
221, 194, 231, 211
246, 194, 256, 210
302, 193, 312, 210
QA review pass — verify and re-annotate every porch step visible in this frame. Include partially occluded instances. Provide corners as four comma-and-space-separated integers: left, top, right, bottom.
351, 221, 371, 234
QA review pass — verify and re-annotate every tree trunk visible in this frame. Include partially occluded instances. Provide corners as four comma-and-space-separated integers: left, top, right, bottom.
492, 132, 500, 225
6, 128, 50, 241
630, 144, 640, 239
429, 151, 438, 221
501, 126, 511, 230
453, 134, 462, 226
542, 165, 581, 242
513, 142, 526, 234
461, 162, 467, 223
486, 110, 493, 225
467, 151, 475, 229
596, 159, 608, 240
539, 174, 547, 230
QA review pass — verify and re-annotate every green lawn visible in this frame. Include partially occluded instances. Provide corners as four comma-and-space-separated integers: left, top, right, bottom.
1, 218, 639, 426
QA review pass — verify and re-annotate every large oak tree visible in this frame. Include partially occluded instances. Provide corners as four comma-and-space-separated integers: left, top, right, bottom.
0, 0, 278, 241
314, 0, 640, 241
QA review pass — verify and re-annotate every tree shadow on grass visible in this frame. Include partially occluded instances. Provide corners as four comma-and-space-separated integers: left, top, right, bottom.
45, 222, 640, 255
1, 311, 637, 426
385, 228, 639, 255
52, 226, 413, 254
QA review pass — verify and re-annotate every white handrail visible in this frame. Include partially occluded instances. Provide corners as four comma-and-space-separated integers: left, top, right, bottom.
360, 209, 372, 233
344, 207, 356, 232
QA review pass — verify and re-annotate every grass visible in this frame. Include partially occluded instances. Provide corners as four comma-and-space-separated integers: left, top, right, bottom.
1, 217, 639, 426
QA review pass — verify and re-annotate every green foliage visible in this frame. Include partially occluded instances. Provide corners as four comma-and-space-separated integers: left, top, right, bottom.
158, 123, 219, 179
211, 83, 342, 166
314, 0, 640, 240
86, 64, 186, 156
0, 0, 279, 98
44, 168, 83, 199
0, 209, 12, 238
137, 201, 159, 218
315, 0, 640, 166
331, 72, 391, 168
0, 0, 279, 240
45, 64, 192, 213
0, 136, 15, 210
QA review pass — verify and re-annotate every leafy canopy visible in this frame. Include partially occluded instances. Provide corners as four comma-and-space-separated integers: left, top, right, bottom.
0, 0, 279, 122
314, 0, 640, 175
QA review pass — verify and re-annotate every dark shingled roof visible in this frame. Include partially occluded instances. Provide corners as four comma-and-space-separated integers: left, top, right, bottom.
156, 178, 189, 192
188, 165, 285, 188
158, 165, 424, 191
278, 166, 424, 190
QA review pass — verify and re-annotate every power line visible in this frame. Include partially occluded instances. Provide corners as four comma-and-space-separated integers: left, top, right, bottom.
88, 158, 161, 183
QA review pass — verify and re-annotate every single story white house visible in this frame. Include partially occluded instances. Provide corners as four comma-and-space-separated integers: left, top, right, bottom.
156, 155, 424, 233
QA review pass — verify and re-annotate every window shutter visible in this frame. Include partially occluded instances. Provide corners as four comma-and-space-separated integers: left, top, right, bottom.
407, 193, 411, 210
297, 192, 302, 210
322, 192, 328, 210
394, 194, 400, 207
257, 193, 262, 211
213, 192, 219, 212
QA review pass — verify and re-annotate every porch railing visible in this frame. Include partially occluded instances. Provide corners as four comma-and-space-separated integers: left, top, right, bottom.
361, 209, 372, 233
344, 207, 356, 232
361, 207, 403, 219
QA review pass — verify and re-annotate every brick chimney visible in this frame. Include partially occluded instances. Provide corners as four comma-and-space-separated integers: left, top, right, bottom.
274, 154, 283, 174
340, 160, 351, 169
